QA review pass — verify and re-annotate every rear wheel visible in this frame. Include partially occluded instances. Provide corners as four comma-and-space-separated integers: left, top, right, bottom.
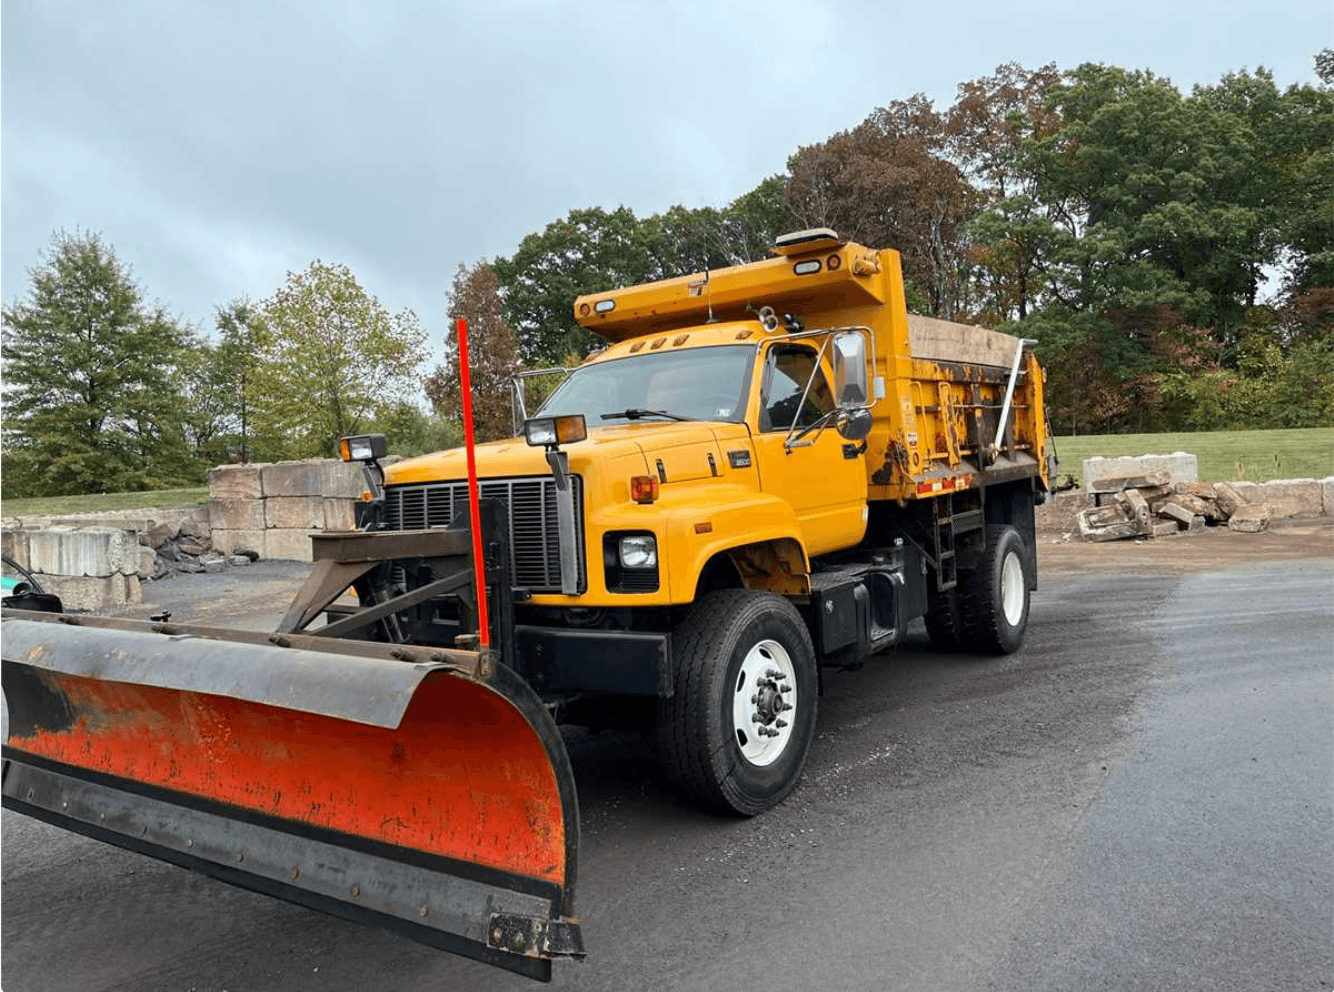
957, 525, 1030, 655
656, 589, 818, 816
923, 588, 965, 650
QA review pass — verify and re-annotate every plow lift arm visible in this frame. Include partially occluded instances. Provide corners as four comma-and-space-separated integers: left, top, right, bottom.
1, 501, 584, 982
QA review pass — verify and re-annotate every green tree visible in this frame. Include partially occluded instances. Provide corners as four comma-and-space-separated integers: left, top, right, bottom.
717, 175, 794, 264
214, 298, 267, 462
1257, 63, 1334, 296
177, 300, 266, 466
1022, 65, 1283, 343
425, 262, 520, 443
2, 230, 196, 497
371, 401, 461, 457
251, 261, 426, 459
493, 206, 657, 365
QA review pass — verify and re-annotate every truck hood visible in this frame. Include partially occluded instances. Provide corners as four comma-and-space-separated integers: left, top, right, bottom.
383, 422, 754, 490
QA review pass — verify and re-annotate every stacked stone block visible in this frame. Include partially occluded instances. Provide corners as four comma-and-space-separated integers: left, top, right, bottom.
209, 459, 364, 562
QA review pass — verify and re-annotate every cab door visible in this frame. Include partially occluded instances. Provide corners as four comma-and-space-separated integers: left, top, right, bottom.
750, 341, 868, 556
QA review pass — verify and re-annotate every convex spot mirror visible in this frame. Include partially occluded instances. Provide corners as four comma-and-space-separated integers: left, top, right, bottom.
832, 332, 868, 407
835, 407, 873, 442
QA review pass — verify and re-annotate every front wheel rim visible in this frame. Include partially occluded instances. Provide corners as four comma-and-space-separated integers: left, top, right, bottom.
731, 639, 797, 767
1000, 550, 1025, 626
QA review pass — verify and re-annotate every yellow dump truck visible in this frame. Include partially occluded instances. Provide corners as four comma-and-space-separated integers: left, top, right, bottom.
2, 229, 1053, 981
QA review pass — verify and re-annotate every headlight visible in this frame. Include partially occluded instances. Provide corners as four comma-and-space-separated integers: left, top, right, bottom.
524, 414, 587, 447
338, 433, 387, 462
619, 535, 657, 569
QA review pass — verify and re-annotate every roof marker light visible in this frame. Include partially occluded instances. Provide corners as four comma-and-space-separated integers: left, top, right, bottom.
594, 299, 616, 313
794, 260, 822, 275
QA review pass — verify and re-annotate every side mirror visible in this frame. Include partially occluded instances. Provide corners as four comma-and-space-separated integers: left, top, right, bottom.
835, 408, 873, 442
832, 332, 868, 407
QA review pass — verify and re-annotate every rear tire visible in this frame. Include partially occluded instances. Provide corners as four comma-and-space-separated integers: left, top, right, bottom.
923, 588, 965, 650
656, 589, 818, 816
957, 525, 1030, 655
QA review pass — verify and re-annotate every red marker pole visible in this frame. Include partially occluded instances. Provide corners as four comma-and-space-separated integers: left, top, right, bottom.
456, 318, 490, 649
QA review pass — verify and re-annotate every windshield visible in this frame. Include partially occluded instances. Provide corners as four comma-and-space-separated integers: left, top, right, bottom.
535, 345, 755, 424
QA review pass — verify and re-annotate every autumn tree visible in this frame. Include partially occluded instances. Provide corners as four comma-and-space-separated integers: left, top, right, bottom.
425, 262, 520, 443
251, 261, 425, 459
947, 63, 1063, 322
1, 230, 196, 496
784, 97, 974, 316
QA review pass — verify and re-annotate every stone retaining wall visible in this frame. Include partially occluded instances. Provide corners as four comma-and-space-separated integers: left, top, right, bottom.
2, 459, 364, 609
206, 460, 363, 561
1081, 452, 1199, 488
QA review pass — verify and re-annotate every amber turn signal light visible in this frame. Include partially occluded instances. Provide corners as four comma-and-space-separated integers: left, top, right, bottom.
630, 475, 659, 504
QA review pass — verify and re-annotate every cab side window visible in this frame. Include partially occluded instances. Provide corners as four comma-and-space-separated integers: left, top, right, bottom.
762, 345, 834, 431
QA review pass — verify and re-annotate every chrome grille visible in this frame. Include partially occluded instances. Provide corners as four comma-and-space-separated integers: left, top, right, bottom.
382, 476, 585, 593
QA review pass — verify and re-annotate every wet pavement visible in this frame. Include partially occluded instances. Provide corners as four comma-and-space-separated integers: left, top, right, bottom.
3, 531, 1332, 991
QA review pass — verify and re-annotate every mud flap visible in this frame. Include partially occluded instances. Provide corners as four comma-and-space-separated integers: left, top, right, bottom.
1, 612, 583, 982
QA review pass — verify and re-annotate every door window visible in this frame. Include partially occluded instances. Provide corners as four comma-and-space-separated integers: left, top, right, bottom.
762, 345, 835, 432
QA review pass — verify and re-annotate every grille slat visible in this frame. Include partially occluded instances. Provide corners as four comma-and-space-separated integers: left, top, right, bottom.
382, 476, 584, 593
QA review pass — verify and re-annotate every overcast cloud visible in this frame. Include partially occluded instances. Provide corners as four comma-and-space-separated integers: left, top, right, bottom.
2, 0, 1328, 364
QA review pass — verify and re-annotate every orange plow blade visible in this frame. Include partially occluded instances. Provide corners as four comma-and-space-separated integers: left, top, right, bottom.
2, 611, 583, 982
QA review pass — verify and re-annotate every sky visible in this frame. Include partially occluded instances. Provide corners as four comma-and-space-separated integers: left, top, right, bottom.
2, 0, 1329, 368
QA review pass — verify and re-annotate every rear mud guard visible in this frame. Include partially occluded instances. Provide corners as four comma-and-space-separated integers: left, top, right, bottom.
2, 611, 583, 982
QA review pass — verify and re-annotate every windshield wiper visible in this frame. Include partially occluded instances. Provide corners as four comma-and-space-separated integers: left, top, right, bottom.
600, 408, 694, 422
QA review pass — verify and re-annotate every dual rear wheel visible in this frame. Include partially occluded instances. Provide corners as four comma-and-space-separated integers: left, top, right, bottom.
925, 525, 1031, 655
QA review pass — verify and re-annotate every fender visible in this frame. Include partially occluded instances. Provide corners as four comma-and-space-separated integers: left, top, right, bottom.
651, 488, 811, 601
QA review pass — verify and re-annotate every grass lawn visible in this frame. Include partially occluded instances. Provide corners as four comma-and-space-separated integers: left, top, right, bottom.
1051, 428, 1334, 484
1, 486, 210, 519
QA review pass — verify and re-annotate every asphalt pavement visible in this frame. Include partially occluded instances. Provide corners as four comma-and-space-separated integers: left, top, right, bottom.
2, 538, 1332, 991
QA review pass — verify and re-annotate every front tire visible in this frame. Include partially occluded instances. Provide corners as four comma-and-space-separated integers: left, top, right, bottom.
656, 589, 818, 816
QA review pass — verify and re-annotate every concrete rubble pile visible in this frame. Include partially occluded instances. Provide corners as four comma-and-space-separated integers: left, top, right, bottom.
1079, 471, 1274, 542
